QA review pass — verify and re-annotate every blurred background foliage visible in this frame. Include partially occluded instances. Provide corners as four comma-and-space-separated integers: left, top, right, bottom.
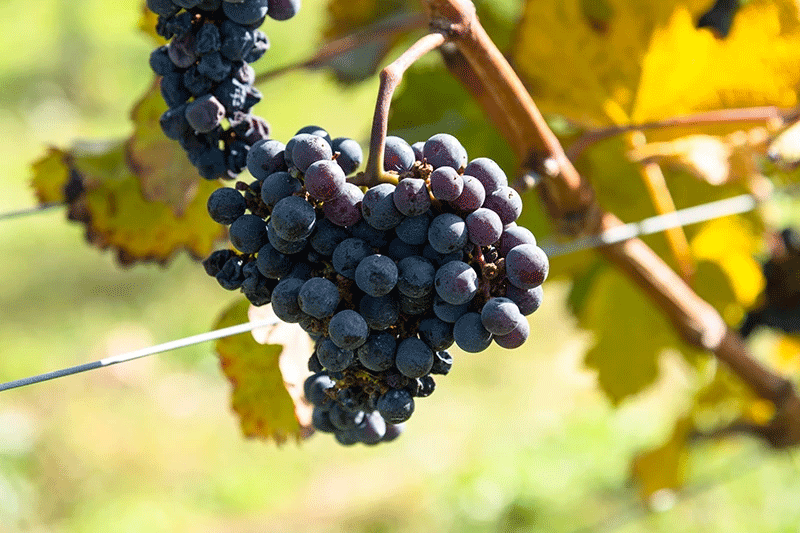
1, 0, 800, 532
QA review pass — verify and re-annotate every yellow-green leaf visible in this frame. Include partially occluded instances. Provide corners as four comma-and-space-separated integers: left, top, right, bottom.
631, 417, 693, 502
513, 0, 800, 126
215, 299, 306, 443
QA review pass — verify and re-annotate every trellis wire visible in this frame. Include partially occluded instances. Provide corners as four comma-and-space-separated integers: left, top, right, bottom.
0, 202, 63, 221
0, 317, 280, 392
0, 193, 764, 392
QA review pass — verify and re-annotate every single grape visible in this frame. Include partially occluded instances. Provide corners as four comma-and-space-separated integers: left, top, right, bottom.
395, 338, 434, 379
304, 372, 335, 406
411, 141, 425, 161
316, 337, 355, 372
430, 350, 453, 375
260, 171, 302, 209
385, 238, 422, 262
185, 95, 226, 133
355, 254, 398, 297
430, 166, 464, 202
229, 214, 268, 253
331, 137, 363, 175
197, 51, 232, 83
432, 294, 470, 323
160, 72, 191, 108
450, 174, 486, 212
247, 139, 286, 180
384, 136, 415, 173
505, 284, 543, 316
207, 187, 246, 225
377, 389, 414, 424
435, 260, 478, 306
256, 242, 293, 279
498, 225, 537, 256
506, 244, 549, 289
418, 317, 454, 351
485, 186, 523, 225
298, 277, 340, 319
219, 20, 254, 62
309, 218, 349, 256
271, 278, 305, 323
216, 255, 245, 290
312, 407, 336, 433
465, 208, 503, 246
357, 332, 397, 372
267, 0, 301, 20
332, 238, 373, 279
428, 213, 468, 254
351, 219, 390, 248
203, 249, 235, 277
147, 0, 179, 16
464, 158, 508, 194
149, 46, 175, 76
159, 105, 190, 140
423, 133, 468, 170
270, 196, 316, 242
382, 422, 405, 442
268, 221, 307, 254
359, 294, 400, 330
361, 183, 403, 230
295, 125, 332, 145
222, 0, 270, 25
481, 297, 524, 336
494, 318, 530, 349
393, 178, 431, 217
305, 159, 346, 201
453, 312, 493, 353
328, 402, 363, 429
400, 293, 432, 316
292, 133, 333, 172
354, 411, 387, 445
328, 309, 370, 350
396, 256, 435, 298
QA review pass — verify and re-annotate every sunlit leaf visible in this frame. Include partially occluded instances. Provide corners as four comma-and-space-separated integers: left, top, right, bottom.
631, 417, 692, 502
215, 299, 309, 443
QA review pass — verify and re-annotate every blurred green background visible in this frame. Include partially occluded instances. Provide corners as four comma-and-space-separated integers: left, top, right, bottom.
0, 1, 799, 532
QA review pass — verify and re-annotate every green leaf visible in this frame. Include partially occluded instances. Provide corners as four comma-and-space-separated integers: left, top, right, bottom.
214, 300, 308, 444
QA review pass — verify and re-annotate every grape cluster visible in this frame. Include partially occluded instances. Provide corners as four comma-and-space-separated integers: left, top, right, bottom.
146, 0, 300, 180
202, 127, 549, 445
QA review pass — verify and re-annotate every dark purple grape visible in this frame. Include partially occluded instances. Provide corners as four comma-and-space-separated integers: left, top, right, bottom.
499, 225, 537, 256
377, 389, 414, 423
160, 72, 191, 108
267, 0, 301, 20
332, 238, 373, 279
386, 238, 421, 262
453, 312, 493, 353
355, 254, 398, 297
464, 158, 508, 194
395, 215, 430, 246
322, 182, 364, 228
357, 332, 397, 372
485, 186, 523, 225
450, 175, 485, 213
203, 249, 235, 277
395, 338, 434, 379
434, 260, 478, 306
505, 284, 543, 316
229, 214, 268, 253
305, 159, 346, 201
430, 166, 464, 201
430, 350, 453, 375
465, 208, 503, 246
220, 20, 254, 61
298, 277, 340, 319
159, 105, 190, 140
433, 294, 470, 324
396, 256, 435, 298
260, 171, 302, 209
185, 95, 226, 133
310, 218, 349, 257
167, 32, 198, 68
384, 136, 415, 173
354, 411, 387, 445
316, 338, 354, 372
292, 134, 333, 172
428, 213, 468, 254
331, 137, 363, 176
207, 187, 246, 225
270, 196, 316, 242
256, 242, 293, 279
247, 139, 286, 180
216, 255, 245, 290
411, 141, 425, 161
295, 125, 332, 145
196, 23, 222, 54
506, 244, 549, 289
481, 297, 524, 336
182, 66, 214, 97
361, 183, 403, 230
149, 46, 175, 75
418, 317, 454, 351
423, 133, 468, 170
329, 310, 370, 350
393, 178, 431, 217
222, 0, 269, 25
304, 371, 334, 406
494, 318, 530, 349
147, 0, 179, 16
359, 294, 400, 330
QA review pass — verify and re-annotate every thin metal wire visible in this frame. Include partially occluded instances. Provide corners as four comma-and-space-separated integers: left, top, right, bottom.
0, 202, 63, 221
0, 317, 281, 392
542, 194, 758, 257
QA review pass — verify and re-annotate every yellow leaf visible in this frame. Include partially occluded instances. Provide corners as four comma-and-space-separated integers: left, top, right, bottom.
30, 148, 71, 204
628, 135, 733, 185
691, 217, 765, 309
215, 299, 308, 443
772, 334, 800, 374
579, 267, 680, 404
513, 0, 800, 126
631, 417, 693, 502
